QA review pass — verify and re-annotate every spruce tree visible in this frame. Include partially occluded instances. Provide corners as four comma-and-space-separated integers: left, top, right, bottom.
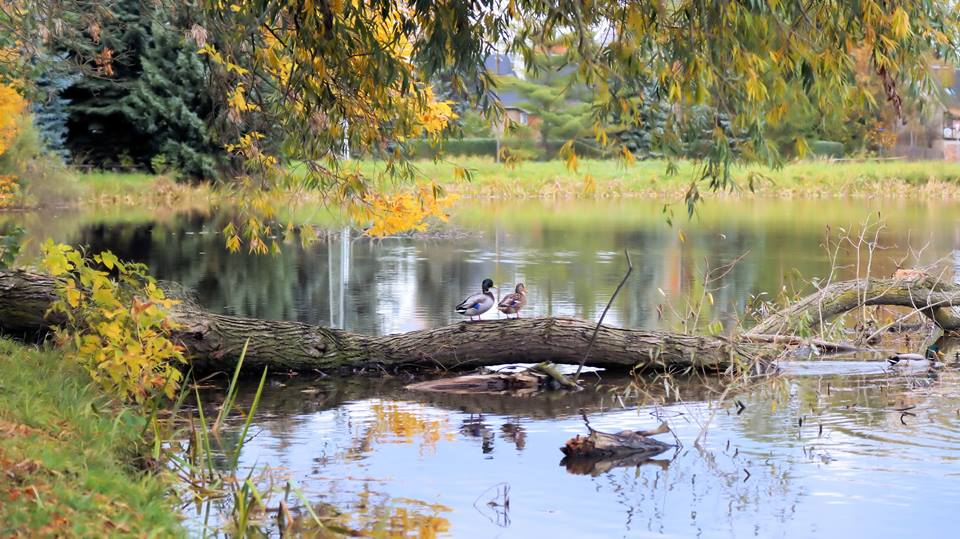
63, 0, 222, 179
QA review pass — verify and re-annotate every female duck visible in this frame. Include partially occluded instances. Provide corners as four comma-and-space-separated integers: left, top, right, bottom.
456, 278, 496, 321
498, 283, 527, 318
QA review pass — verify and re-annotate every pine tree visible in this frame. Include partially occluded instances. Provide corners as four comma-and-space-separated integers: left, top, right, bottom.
497, 50, 592, 157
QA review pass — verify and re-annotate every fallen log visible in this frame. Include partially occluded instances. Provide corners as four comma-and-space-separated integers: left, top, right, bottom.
747, 275, 960, 336
0, 270, 762, 373
6, 268, 956, 374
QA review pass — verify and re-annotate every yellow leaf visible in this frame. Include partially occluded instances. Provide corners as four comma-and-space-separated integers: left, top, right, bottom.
103, 251, 119, 270
582, 174, 596, 197
891, 7, 910, 39
65, 284, 82, 308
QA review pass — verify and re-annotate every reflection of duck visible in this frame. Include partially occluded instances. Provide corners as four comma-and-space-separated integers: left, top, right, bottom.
497, 283, 527, 318
456, 278, 496, 321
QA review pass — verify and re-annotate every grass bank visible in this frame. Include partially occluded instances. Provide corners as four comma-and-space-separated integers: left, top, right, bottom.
74, 171, 215, 208
0, 338, 181, 537
17, 158, 960, 213
353, 157, 960, 199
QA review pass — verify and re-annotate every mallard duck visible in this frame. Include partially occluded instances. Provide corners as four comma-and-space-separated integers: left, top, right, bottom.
497, 283, 527, 318
887, 346, 943, 370
456, 278, 496, 321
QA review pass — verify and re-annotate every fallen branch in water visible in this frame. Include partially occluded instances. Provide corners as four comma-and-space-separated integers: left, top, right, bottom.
747, 275, 960, 336
562, 411, 672, 458
740, 334, 871, 354
560, 414, 673, 475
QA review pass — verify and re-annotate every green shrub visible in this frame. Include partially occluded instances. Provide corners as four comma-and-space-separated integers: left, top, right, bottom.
400, 137, 608, 160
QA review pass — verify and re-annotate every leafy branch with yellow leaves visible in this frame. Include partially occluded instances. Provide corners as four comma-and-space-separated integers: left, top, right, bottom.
41, 242, 185, 403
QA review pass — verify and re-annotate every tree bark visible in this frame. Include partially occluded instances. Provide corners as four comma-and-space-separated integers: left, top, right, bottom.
746, 275, 960, 336
0, 270, 761, 373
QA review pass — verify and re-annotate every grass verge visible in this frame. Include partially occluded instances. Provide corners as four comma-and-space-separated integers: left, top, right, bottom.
352, 157, 960, 198
0, 337, 181, 537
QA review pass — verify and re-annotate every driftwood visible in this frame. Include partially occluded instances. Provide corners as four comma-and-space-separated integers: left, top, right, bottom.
561, 421, 673, 459
406, 372, 545, 394
560, 420, 673, 476
406, 362, 581, 394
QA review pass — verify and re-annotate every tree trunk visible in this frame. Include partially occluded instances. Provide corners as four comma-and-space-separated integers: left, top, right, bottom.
0, 270, 761, 373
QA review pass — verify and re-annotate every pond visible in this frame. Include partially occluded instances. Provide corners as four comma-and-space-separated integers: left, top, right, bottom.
4, 196, 960, 537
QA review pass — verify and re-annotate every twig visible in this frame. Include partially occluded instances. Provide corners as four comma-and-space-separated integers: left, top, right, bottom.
575, 249, 633, 381
580, 409, 596, 433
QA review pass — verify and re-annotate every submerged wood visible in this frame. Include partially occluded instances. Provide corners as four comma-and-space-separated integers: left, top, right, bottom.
0, 270, 761, 373
560, 448, 672, 476
406, 362, 581, 394
560, 421, 673, 475
560, 422, 673, 459
406, 372, 545, 394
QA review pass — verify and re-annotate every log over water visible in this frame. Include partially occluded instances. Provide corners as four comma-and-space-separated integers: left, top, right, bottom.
0, 270, 761, 372
746, 275, 960, 336
4, 270, 960, 373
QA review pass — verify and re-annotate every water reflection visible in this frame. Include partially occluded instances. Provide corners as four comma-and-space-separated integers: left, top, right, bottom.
189, 361, 960, 537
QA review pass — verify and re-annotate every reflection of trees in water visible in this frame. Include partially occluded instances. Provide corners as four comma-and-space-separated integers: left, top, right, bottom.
63, 210, 769, 335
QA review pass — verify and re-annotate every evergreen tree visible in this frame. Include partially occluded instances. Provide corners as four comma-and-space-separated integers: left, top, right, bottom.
31, 53, 78, 160
497, 50, 592, 157
63, 1, 223, 179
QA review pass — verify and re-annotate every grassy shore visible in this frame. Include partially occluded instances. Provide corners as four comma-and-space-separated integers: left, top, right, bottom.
351, 157, 960, 198
0, 338, 181, 537
20, 157, 960, 210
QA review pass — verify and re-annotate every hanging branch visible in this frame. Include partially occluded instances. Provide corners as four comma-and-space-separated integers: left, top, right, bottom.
574, 249, 633, 381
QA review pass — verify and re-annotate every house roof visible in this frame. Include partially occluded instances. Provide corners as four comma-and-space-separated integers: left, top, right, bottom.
484, 53, 528, 110
484, 53, 518, 77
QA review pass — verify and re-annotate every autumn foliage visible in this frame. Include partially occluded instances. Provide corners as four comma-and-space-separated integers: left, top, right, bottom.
41, 242, 185, 403
0, 83, 26, 207
0, 84, 25, 155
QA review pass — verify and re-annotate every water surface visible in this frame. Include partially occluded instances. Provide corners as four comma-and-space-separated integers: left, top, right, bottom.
4, 197, 960, 537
